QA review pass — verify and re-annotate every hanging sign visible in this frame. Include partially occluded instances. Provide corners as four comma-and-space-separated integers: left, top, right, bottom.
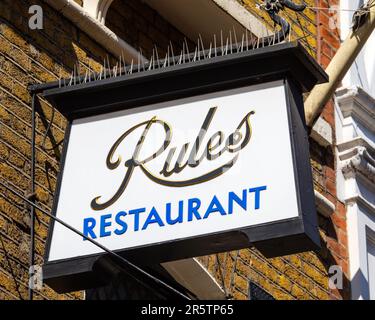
41, 42, 326, 292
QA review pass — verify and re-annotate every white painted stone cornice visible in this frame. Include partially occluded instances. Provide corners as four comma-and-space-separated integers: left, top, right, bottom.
341, 146, 375, 184
83, 0, 114, 23
337, 137, 374, 154
314, 190, 335, 218
336, 86, 375, 132
346, 195, 375, 214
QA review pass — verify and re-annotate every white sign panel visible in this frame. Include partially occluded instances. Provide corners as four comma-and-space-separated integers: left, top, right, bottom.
48, 80, 299, 261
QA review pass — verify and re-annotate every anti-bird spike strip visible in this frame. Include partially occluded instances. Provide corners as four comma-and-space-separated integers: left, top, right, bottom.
57, 0, 308, 88
58, 26, 294, 88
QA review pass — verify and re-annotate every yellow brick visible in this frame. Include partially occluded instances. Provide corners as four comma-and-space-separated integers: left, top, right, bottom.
232, 288, 247, 300
291, 284, 312, 300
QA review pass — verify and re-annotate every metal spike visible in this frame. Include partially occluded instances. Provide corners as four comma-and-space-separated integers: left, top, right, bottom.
149, 49, 154, 70
250, 34, 255, 50
112, 64, 116, 78
106, 55, 111, 78
178, 50, 183, 64
121, 52, 126, 75
98, 66, 103, 80
152, 49, 155, 70
181, 42, 185, 63
220, 30, 224, 53
198, 34, 205, 59
84, 69, 88, 83
103, 58, 107, 79
169, 41, 176, 65
214, 34, 217, 57
68, 71, 73, 86
154, 46, 160, 68
225, 36, 229, 55
232, 26, 238, 52
240, 34, 244, 52
138, 51, 141, 72
246, 29, 251, 50
88, 60, 92, 82
129, 60, 134, 74
124, 56, 128, 75
253, 38, 257, 50
148, 54, 153, 71
75, 64, 78, 85
184, 39, 190, 62
58, 68, 62, 88
118, 55, 122, 76
208, 42, 212, 58
229, 30, 233, 54
72, 65, 75, 85
197, 38, 200, 61
193, 47, 198, 62
162, 52, 168, 68
104, 58, 107, 79
78, 64, 82, 84
167, 45, 171, 66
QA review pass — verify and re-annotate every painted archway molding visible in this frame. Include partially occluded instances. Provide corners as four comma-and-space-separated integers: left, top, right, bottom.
83, 0, 114, 23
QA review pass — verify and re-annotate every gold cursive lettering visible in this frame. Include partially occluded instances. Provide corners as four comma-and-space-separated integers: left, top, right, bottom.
91, 107, 255, 211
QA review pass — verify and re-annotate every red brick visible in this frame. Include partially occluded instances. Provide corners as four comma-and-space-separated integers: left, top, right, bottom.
325, 167, 335, 181
326, 179, 336, 196
331, 213, 347, 231
337, 229, 348, 247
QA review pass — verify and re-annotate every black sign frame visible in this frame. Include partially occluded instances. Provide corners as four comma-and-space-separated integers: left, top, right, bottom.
40, 42, 327, 293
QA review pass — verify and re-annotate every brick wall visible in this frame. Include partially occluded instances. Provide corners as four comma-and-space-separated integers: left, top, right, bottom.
0, 0, 187, 300
105, 0, 193, 59
0, 0, 350, 300
239, 0, 318, 57
0, 0, 111, 300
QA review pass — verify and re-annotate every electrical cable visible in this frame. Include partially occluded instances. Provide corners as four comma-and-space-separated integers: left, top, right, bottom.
0, 180, 191, 300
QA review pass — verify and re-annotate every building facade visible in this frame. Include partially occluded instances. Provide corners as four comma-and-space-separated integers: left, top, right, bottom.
0, 0, 373, 300
335, 0, 375, 300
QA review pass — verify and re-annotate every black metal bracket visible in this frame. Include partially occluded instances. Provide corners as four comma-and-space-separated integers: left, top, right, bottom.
260, 0, 306, 44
